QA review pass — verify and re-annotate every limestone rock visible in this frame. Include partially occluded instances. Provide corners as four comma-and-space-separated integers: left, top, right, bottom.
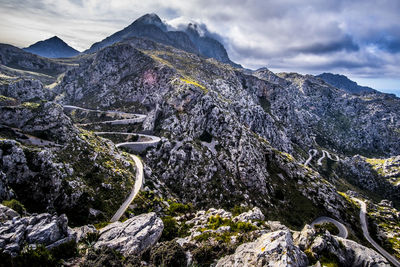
0, 204, 19, 222
216, 230, 308, 267
0, 212, 72, 256
0, 78, 51, 101
233, 207, 265, 222
293, 224, 316, 250
94, 212, 163, 256
337, 237, 390, 267
72, 224, 98, 242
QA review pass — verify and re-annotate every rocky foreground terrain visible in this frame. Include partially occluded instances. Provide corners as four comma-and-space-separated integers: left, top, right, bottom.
1, 13, 400, 267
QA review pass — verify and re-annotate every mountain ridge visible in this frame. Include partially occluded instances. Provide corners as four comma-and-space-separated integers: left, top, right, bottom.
316, 72, 378, 94
85, 13, 241, 68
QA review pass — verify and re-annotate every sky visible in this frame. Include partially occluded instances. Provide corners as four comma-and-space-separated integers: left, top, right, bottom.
0, 0, 399, 95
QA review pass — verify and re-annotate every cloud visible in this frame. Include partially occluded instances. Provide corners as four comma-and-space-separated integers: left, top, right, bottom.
0, 0, 399, 85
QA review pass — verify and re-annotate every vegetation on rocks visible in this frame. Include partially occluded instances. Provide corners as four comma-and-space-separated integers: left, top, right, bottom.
1, 199, 26, 215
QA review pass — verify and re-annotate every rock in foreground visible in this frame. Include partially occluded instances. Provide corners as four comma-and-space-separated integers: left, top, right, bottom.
0, 210, 73, 256
94, 212, 163, 256
216, 230, 308, 267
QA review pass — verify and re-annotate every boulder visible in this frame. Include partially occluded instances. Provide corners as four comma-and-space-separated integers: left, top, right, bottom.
94, 212, 163, 256
336, 237, 390, 267
0, 212, 72, 256
233, 207, 265, 222
0, 204, 19, 222
72, 224, 98, 242
293, 224, 316, 250
216, 230, 308, 267
306, 230, 390, 266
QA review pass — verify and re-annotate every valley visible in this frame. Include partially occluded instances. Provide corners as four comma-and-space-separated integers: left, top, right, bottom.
0, 12, 399, 267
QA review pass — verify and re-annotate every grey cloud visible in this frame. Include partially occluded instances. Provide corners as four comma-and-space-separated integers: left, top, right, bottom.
292, 35, 359, 54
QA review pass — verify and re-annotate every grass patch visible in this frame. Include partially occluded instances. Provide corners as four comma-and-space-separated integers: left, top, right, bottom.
2, 199, 26, 215
180, 77, 208, 93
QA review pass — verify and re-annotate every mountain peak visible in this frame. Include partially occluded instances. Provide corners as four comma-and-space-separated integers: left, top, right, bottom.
24, 36, 79, 58
133, 13, 167, 31
85, 13, 241, 67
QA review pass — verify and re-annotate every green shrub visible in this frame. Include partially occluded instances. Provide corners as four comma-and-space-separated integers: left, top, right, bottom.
2, 199, 26, 215
14, 245, 58, 267
161, 216, 179, 241
168, 202, 193, 216
314, 222, 339, 236
236, 221, 257, 232
192, 242, 235, 266
150, 241, 186, 267
83, 232, 100, 246
161, 216, 192, 241
207, 215, 257, 232
50, 239, 78, 260
231, 205, 250, 216
94, 221, 110, 230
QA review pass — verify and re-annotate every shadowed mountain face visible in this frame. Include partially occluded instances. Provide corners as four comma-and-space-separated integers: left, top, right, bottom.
85, 13, 241, 67
316, 73, 378, 94
24, 36, 80, 58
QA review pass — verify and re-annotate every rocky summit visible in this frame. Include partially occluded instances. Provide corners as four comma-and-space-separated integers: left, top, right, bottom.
0, 12, 400, 267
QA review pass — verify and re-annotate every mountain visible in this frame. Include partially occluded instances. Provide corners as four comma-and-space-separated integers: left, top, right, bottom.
24, 36, 80, 58
1, 15, 400, 267
316, 72, 378, 94
85, 13, 241, 67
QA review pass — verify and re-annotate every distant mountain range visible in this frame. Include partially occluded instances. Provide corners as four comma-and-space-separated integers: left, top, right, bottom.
85, 13, 241, 68
316, 72, 378, 94
23, 36, 80, 58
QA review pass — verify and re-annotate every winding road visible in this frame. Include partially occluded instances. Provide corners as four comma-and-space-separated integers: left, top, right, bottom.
110, 153, 144, 223
311, 216, 348, 238
63, 105, 160, 223
352, 198, 400, 267
304, 149, 317, 166
304, 149, 339, 166
311, 200, 400, 266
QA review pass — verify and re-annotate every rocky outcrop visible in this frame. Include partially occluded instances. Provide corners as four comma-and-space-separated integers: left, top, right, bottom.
233, 207, 265, 222
94, 212, 163, 256
0, 78, 51, 102
0, 204, 19, 222
216, 230, 308, 267
294, 224, 390, 267
337, 237, 390, 267
0, 211, 73, 256
72, 224, 98, 243
338, 156, 400, 206
0, 101, 77, 143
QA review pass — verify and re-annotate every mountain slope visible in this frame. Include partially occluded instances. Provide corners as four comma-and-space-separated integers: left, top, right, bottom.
55, 38, 362, 227
24, 36, 80, 58
85, 13, 240, 67
316, 72, 378, 94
